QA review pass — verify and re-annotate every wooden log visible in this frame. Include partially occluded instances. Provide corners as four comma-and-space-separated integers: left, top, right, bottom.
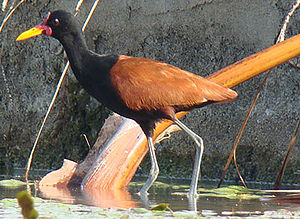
39, 159, 77, 186
82, 118, 145, 190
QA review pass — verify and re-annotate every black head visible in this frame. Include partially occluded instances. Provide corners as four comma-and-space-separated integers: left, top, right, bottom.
17, 10, 82, 42
45, 10, 82, 40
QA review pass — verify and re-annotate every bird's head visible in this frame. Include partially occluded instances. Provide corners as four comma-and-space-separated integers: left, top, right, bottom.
16, 10, 80, 42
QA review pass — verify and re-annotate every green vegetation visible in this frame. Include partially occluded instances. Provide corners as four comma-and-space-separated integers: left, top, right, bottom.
16, 191, 38, 219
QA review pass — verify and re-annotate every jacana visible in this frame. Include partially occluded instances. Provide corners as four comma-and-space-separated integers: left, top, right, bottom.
17, 10, 237, 198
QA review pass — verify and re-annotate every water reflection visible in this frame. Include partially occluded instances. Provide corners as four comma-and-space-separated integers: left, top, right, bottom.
38, 181, 204, 212
38, 181, 200, 211
38, 184, 138, 208
82, 187, 138, 208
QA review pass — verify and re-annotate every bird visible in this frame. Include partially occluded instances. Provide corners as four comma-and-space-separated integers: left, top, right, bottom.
16, 10, 238, 198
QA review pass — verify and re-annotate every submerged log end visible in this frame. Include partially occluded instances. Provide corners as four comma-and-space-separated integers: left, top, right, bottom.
39, 159, 78, 187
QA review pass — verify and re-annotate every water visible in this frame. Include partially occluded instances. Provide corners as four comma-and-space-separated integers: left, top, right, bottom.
0, 168, 299, 218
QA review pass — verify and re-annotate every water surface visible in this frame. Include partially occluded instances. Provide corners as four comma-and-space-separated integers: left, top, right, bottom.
0, 168, 299, 218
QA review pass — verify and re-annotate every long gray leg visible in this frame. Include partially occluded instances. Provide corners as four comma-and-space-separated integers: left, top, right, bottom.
173, 117, 204, 198
138, 136, 159, 195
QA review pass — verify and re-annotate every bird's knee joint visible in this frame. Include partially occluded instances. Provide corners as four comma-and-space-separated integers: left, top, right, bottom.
150, 167, 159, 178
193, 136, 203, 148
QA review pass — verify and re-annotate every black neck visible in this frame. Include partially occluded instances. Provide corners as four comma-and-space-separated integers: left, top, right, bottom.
58, 32, 90, 75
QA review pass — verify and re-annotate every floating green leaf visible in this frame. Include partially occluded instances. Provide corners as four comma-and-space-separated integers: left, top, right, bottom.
197, 185, 272, 200
0, 179, 27, 188
151, 203, 173, 213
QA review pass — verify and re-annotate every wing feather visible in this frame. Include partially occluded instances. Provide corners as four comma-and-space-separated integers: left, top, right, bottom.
110, 56, 237, 111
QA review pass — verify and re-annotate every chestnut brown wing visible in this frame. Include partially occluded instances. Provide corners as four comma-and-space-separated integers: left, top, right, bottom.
110, 56, 237, 111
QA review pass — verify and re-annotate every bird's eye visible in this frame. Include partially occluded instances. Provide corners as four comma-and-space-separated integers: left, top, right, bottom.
54, 18, 60, 25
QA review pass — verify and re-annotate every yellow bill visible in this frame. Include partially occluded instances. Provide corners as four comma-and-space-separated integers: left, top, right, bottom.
16, 27, 45, 41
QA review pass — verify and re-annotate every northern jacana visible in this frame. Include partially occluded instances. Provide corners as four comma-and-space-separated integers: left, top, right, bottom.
17, 10, 237, 197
